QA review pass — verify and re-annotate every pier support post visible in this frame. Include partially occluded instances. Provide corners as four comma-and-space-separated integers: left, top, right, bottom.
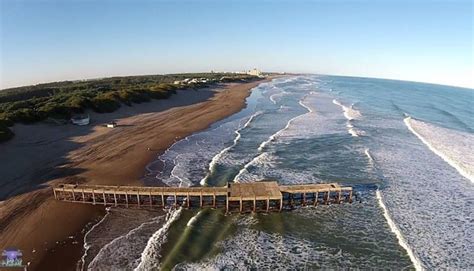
137, 190, 140, 207
174, 192, 177, 207
187, 192, 190, 208
103, 190, 107, 206
71, 188, 75, 201
239, 196, 243, 213
266, 197, 270, 213
302, 193, 306, 206
279, 197, 283, 211
114, 190, 118, 206
225, 197, 229, 214
213, 192, 216, 208
53, 188, 57, 200
82, 189, 85, 203
161, 193, 165, 207
200, 191, 203, 208
92, 190, 96, 205
349, 190, 353, 203
125, 191, 128, 207
314, 191, 318, 206
149, 191, 152, 207
253, 197, 256, 212
325, 190, 330, 205
337, 190, 342, 204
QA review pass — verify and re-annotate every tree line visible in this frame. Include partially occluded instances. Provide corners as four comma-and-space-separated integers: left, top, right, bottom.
0, 73, 258, 142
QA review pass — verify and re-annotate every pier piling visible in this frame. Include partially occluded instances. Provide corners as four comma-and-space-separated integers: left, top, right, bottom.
53, 182, 353, 213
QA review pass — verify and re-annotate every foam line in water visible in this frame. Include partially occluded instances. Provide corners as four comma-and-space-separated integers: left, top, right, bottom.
170, 154, 186, 187
376, 190, 424, 271
365, 148, 374, 165
186, 210, 203, 227
404, 116, 474, 183
80, 207, 111, 271
348, 128, 359, 137
134, 208, 183, 271
200, 111, 262, 185
298, 99, 314, 113
152, 133, 195, 181
332, 99, 361, 120
269, 90, 288, 104
233, 153, 268, 182
332, 99, 364, 137
258, 97, 313, 152
88, 215, 165, 270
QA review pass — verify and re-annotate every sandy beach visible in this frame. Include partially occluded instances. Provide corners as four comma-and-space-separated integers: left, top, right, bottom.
0, 78, 271, 270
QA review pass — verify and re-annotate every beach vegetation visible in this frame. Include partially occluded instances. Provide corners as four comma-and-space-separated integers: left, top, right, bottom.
0, 73, 258, 142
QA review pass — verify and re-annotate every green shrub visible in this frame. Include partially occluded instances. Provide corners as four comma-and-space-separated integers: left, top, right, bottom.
0, 72, 260, 143
148, 88, 172, 99
66, 95, 89, 113
0, 114, 14, 127
37, 102, 71, 119
125, 89, 151, 103
92, 92, 121, 113
117, 90, 134, 105
8, 108, 41, 123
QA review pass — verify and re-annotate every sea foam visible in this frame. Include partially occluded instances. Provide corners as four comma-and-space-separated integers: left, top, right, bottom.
376, 190, 424, 271
81, 208, 111, 270
200, 111, 262, 185
258, 97, 314, 152
134, 208, 183, 270
332, 99, 364, 137
404, 116, 474, 183
87, 214, 166, 270
332, 99, 361, 120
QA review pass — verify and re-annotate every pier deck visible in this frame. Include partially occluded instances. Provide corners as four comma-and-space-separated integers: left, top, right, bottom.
53, 181, 352, 213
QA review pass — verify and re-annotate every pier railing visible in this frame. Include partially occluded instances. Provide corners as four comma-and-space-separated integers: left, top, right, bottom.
52, 181, 352, 213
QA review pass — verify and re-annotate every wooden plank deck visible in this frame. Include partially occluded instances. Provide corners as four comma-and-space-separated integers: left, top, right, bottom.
53, 181, 353, 212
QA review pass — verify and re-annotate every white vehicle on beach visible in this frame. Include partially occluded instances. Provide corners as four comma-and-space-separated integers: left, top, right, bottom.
71, 115, 90, 126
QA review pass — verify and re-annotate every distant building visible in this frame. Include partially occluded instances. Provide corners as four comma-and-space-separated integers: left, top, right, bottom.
247, 68, 262, 76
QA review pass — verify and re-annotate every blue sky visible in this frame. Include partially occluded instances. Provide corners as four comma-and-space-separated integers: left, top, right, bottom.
1, 0, 472, 89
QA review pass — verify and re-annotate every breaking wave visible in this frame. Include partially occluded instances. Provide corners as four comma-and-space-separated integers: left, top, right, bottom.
87, 214, 166, 270
376, 190, 423, 271
234, 95, 315, 182
258, 97, 313, 152
233, 152, 272, 183
404, 117, 474, 183
200, 111, 262, 185
364, 148, 374, 165
81, 208, 111, 270
270, 90, 289, 104
134, 208, 183, 270
332, 99, 364, 137
332, 99, 361, 120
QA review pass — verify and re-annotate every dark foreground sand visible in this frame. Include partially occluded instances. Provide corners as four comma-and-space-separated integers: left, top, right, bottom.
0, 78, 272, 270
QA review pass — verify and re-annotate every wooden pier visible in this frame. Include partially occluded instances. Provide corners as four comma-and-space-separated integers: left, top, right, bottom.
52, 181, 353, 213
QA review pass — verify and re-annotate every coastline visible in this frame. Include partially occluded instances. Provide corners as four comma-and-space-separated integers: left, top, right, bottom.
0, 77, 274, 270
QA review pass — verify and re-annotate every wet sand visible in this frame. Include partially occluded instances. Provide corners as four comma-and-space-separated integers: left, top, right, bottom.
0, 78, 272, 270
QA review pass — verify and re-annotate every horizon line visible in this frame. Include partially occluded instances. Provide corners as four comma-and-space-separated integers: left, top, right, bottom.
1, 71, 473, 91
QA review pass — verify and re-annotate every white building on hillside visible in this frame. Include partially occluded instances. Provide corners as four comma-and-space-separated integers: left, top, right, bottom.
247, 68, 262, 76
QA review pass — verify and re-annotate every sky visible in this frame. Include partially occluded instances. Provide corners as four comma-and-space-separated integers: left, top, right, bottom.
0, 0, 473, 89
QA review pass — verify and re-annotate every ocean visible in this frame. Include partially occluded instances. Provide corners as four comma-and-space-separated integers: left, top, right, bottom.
84, 75, 473, 270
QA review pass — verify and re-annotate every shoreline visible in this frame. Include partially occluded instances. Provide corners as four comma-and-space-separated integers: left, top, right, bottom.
0, 77, 275, 270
